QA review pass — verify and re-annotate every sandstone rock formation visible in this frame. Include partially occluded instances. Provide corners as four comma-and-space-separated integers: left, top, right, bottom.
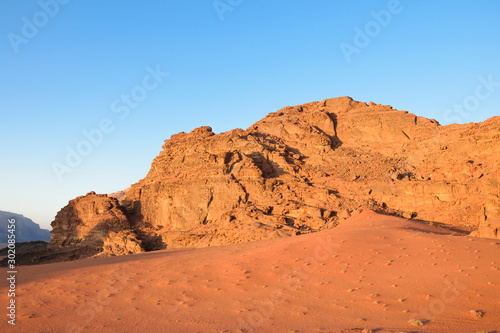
98, 230, 145, 257
49, 192, 132, 249
470, 219, 500, 239
49, 97, 500, 254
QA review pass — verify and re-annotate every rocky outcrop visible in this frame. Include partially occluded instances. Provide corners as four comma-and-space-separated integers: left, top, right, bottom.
0, 211, 51, 243
49, 97, 500, 253
470, 219, 500, 239
49, 192, 132, 249
98, 231, 145, 256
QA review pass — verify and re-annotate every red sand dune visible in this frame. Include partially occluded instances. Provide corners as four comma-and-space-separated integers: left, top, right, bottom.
2, 211, 500, 332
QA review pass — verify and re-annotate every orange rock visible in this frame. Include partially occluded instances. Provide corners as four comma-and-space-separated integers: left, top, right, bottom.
49, 97, 500, 255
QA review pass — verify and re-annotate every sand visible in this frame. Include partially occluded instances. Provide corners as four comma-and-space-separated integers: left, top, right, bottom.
2, 211, 499, 332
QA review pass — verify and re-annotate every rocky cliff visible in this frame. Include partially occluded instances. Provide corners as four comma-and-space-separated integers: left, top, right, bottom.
49, 97, 500, 254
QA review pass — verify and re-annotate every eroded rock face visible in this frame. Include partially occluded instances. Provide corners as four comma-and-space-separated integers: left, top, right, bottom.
49, 192, 131, 248
470, 219, 500, 239
98, 230, 145, 256
49, 97, 500, 252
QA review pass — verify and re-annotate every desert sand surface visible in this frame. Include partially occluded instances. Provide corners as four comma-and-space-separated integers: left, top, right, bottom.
2, 211, 499, 332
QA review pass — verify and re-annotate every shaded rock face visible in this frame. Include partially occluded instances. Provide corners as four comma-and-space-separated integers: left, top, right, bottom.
49, 192, 131, 248
0, 241, 47, 255
0, 211, 51, 243
50, 97, 500, 252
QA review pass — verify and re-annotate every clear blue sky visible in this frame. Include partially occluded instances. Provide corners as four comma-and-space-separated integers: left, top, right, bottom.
1, 1, 499, 230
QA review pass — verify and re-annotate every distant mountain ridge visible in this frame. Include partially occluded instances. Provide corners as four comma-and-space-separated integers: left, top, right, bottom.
0, 211, 51, 243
